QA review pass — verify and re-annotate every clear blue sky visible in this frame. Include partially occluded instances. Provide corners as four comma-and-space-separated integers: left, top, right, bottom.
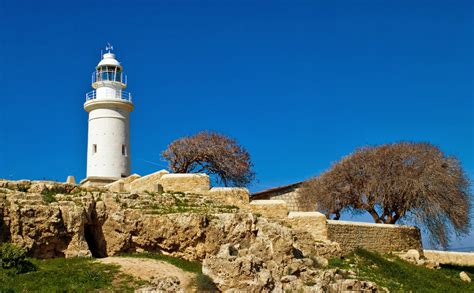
1, 0, 473, 249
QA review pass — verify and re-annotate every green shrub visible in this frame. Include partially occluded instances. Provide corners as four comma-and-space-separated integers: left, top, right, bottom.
195, 273, 218, 292
41, 189, 57, 203
0, 243, 36, 274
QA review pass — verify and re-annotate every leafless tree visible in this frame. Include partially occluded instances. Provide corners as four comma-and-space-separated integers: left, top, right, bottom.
162, 131, 256, 187
301, 142, 471, 248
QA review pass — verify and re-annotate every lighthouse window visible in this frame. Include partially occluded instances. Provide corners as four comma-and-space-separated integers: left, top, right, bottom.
96, 66, 122, 82
122, 145, 127, 156
93, 144, 97, 154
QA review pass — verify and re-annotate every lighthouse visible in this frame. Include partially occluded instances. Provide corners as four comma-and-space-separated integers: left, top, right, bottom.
81, 45, 133, 186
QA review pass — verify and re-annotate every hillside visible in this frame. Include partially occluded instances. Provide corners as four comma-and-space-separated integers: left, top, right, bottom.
0, 179, 472, 292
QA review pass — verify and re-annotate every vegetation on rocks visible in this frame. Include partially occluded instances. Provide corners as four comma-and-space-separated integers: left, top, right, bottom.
329, 248, 474, 293
117, 191, 239, 214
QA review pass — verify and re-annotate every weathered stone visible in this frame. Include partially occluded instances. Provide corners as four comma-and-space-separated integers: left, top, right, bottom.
129, 170, 169, 193
460, 271, 471, 283
106, 174, 141, 192
396, 249, 421, 264
135, 276, 184, 292
1, 178, 389, 292
288, 212, 328, 241
207, 187, 250, 207
249, 200, 288, 219
328, 278, 381, 293
159, 173, 209, 193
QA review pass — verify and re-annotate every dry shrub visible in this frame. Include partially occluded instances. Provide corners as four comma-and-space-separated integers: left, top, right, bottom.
162, 131, 255, 187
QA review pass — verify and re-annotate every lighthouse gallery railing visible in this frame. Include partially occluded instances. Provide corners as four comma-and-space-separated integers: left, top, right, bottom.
85, 90, 132, 102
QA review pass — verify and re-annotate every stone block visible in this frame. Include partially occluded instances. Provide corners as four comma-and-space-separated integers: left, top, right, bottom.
208, 187, 250, 206
249, 200, 288, 219
423, 250, 474, 267
160, 173, 210, 193
105, 174, 141, 192
129, 170, 169, 193
287, 212, 328, 240
66, 176, 76, 184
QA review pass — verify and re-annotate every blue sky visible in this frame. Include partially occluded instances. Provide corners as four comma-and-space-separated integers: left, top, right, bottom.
0, 0, 473, 249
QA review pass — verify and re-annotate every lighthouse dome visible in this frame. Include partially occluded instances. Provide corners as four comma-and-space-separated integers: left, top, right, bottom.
97, 53, 121, 68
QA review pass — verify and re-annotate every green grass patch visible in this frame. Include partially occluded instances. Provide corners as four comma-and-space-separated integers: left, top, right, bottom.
120, 252, 202, 273
330, 248, 474, 293
0, 257, 142, 292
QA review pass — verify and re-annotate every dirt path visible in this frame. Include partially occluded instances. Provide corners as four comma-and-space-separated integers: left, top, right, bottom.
97, 256, 196, 288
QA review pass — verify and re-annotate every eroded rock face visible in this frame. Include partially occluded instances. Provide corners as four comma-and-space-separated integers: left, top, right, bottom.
0, 179, 383, 292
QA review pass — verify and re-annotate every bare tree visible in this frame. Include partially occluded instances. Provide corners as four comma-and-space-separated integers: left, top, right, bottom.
301, 142, 471, 248
162, 131, 255, 187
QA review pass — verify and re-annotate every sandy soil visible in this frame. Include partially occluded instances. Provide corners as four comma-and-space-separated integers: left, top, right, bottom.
97, 256, 196, 288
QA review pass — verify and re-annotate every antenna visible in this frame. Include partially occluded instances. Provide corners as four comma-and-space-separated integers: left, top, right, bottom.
106, 43, 114, 53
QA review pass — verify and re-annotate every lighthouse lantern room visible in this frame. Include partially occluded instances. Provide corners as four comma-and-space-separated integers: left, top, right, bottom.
81, 44, 134, 186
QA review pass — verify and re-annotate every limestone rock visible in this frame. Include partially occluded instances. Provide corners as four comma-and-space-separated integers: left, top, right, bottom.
136, 276, 184, 293
208, 187, 250, 207
106, 174, 141, 193
159, 173, 209, 193
1, 178, 357, 292
402, 249, 421, 263
288, 212, 328, 241
130, 170, 168, 193
328, 278, 381, 293
460, 271, 471, 283
249, 200, 288, 219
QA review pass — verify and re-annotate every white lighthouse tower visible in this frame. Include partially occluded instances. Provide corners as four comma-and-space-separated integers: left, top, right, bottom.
81, 45, 134, 186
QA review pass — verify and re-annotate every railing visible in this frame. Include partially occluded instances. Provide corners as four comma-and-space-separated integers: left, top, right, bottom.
85, 90, 132, 102
91, 71, 127, 85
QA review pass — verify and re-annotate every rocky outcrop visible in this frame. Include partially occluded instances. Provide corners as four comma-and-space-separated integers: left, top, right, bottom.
0, 179, 383, 292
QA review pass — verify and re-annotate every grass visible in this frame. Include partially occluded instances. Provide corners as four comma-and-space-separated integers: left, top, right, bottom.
329, 248, 474, 293
0, 257, 143, 292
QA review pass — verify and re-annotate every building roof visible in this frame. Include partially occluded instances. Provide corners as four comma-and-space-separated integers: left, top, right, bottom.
251, 181, 303, 199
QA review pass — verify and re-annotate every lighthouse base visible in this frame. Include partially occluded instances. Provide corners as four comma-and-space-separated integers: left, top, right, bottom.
80, 176, 120, 187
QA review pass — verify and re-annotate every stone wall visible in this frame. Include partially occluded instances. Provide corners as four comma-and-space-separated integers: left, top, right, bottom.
423, 250, 474, 266
327, 220, 422, 254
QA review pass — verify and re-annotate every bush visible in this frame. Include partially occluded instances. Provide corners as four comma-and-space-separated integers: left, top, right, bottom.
0, 243, 36, 274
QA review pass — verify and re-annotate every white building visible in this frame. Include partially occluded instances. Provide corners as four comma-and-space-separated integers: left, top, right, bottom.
81, 46, 134, 186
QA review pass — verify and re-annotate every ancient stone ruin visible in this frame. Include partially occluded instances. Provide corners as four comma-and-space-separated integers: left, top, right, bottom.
0, 172, 448, 292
